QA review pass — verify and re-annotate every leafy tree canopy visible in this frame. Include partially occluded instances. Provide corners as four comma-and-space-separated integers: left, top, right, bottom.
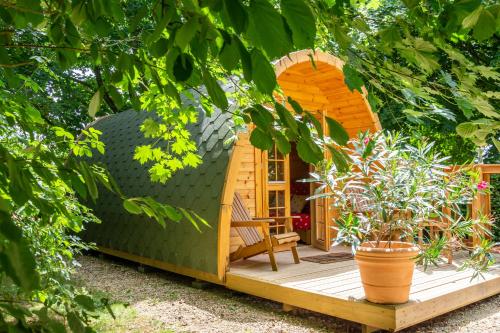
0, 0, 499, 331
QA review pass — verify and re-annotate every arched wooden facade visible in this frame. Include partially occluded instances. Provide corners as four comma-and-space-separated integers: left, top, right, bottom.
219, 50, 381, 278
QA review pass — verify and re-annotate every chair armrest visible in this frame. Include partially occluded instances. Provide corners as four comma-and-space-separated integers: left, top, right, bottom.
231, 221, 270, 227
231, 221, 270, 236
251, 218, 276, 223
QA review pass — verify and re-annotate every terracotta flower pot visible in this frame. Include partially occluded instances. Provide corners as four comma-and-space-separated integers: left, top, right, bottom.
355, 241, 419, 304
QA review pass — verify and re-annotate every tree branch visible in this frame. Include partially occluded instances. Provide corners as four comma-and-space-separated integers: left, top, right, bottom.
94, 66, 119, 114
0, 61, 33, 68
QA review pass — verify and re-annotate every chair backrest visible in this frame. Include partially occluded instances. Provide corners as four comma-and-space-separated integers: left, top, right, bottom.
232, 192, 263, 246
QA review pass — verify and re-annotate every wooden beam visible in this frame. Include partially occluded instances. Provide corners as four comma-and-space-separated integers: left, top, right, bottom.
361, 325, 380, 333
282, 303, 297, 312
217, 133, 246, 281
98, 246, 222, 284
225, 273, 394, 330
394, 276, 500, 330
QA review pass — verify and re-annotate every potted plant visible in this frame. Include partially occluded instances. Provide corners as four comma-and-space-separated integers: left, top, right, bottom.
315, 132, 495, 304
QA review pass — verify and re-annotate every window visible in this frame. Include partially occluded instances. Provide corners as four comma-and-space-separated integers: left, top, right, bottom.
267, 145, 285, 182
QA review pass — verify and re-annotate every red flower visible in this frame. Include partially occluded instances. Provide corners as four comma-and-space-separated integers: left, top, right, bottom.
363, 137, 370, 144
477, 181, 488, 190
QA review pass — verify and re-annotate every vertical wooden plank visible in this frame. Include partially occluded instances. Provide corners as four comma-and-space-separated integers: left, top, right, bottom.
262, 149, 268, 218
217, 135, 245, 281
483, 173, 492, 240
285, 151, 291, 219
322, 108, 332, 251
471, 166, 484, 246
254, 145, 263, 217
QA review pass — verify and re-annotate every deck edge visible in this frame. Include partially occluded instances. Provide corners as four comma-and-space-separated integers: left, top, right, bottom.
394, 276, 500, 330
226, 272, 396, 330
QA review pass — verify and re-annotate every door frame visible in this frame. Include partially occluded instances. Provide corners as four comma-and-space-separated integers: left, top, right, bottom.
254, 108, 332, 250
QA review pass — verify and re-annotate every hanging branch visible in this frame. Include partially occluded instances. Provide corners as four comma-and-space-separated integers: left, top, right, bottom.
94, 66, 119, 114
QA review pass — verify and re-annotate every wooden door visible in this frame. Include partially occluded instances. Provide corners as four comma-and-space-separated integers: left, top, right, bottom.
310, 169, 330, 251
261, 145, 290, 235
310, 110, 331, 251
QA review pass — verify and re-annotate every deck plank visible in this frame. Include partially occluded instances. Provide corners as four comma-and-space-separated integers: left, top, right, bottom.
227, 246, 500, 331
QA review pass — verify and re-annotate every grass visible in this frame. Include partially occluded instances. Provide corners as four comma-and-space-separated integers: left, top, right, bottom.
91, 303, 176, 333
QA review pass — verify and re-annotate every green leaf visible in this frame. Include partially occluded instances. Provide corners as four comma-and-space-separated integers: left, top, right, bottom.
162, 204, 183, 222
150, 38, 169, 58
325, 117, 349, 145
471, 97, 499, 119
362, 137, 376, 158
0, 215, 40, 292
175, 16, 200, 51
236, 38, 252, 81
250, 49, 277, 95
473, 9, 496, 41
74, 295, 96, 311
274, 131, 291, 155
249, 105, 275, 129
147, 6, 174, 43
332, 20, 351, 50
367, 92, 378, 112
413, 37, 437, 53
26, 106, 44, 124
202, 70, 228, 110
275, 102, 298, 135
250, 127, 274, 150
296, 138, 323, 164
456, 122, 477, 138
287, 97, 303, 114
462, 6, 483, 28
304, 111, 323, 138
222, 0, 248, 34
67, 311, 85, 333
248, 0, 292, 58
123, 199, 143, 215
492, 138, 500, 152
281, 0, 316, 49
70, 173, 87, 199
328, 145, 349, 172
455, 96, 474, 119
342, 65, 363, 93
173, 53, 193, 82
219, 36, 240, 72
88, 89, 102, 118
179, 207, 201, 232
78, 162, 98, 201
413, 50, 440, 73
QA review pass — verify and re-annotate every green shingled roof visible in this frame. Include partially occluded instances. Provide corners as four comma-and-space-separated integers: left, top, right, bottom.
81, 106, 235, 275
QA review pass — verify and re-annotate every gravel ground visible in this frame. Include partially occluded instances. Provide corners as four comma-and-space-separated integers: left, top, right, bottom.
74, 254, 500, 333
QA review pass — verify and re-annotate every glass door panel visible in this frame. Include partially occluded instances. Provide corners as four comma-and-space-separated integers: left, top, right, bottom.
262, 145, 290, 235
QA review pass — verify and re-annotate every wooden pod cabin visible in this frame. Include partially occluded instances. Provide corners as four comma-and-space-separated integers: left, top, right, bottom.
84, 49, 381, 283
82, 50, 499, 332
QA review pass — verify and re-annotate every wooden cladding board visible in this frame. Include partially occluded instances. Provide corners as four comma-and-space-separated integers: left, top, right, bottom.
230, 133, 258, 254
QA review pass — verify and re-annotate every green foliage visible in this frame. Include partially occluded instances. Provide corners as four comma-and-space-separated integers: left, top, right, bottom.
312, 0, 500, 145
489, 174, 500, 242
317, 131, 495, 275
0, 0, 499, 330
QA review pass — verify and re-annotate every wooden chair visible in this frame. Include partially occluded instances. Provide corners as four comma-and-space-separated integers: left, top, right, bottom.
230, 192, 300, 271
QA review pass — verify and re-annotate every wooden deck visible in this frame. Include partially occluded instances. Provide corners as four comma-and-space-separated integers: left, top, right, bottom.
226, 246, 500, 332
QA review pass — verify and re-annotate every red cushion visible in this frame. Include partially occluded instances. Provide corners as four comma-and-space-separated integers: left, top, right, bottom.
292, 213, 311, 230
